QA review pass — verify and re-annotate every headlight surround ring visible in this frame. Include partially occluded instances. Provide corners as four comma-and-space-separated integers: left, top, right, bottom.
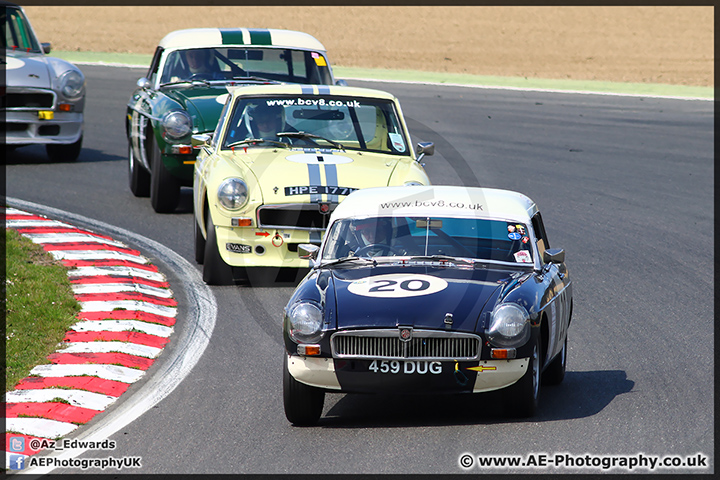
216, 178, 249, 211
162, 110, 193, 139
486, 303, 531, 348
286, 301, 324, 344
58, 70, 85, 100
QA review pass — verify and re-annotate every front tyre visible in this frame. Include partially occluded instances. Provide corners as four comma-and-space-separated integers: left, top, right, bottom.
542, 336, 567, 385
202, 212, 234, 285
128, 142, 150, 197
504, 333, 541, 418
194, 216, 206, 265
149, 133, 181, 213
283, 355, 324, 426
46, 135, 82, 162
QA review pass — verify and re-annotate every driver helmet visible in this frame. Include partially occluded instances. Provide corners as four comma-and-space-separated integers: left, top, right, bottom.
250, 104, 285, 138
349, 217, 392, 246
184, 48, 215, 74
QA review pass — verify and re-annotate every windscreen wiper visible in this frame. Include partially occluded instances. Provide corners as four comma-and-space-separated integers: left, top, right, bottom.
230, 75, 277, 83
159, 79, 211, 87
277, 131, 345, 151
406, 254, 475, 266
319, 256, 374, 268
226, 138, 290, 149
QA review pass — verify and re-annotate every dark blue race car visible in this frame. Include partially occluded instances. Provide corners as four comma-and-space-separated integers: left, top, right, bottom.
282, 185, 573, 425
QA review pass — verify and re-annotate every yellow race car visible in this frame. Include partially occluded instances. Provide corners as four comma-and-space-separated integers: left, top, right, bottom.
192, 84, 433, 284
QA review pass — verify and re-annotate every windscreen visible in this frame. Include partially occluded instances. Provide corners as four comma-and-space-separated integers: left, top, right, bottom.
221, 95, 411, 155
322, 216, 535, 264
159, 47, 332, 85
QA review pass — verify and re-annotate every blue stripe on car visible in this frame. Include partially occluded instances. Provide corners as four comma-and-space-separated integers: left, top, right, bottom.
323, 164, 339, 203
307, 163, 322, 203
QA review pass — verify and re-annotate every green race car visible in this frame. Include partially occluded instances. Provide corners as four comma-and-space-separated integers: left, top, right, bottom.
126, 28, 342, 213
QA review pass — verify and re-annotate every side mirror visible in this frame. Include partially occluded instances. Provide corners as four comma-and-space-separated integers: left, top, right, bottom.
136, 77, 152, 90
192, 133, 212, 147
416, 142, 434, 163
298, 243, 320, 260
335, 79, 348, 86
543, 248, 565, 264
41, 42, 51, 54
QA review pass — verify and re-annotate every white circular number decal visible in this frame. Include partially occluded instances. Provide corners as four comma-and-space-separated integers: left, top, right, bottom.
347, 274, 448, 298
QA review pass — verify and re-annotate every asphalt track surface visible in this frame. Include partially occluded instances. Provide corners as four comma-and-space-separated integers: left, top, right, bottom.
5, 65, 714, 474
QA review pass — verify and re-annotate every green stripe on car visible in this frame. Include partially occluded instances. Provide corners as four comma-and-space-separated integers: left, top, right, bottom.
220, 29, 245, 45
248, 29, 272, 45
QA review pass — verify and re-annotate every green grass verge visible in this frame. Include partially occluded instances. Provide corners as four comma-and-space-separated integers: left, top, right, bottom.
5, 229, 81, 391
52, 50, 713, 99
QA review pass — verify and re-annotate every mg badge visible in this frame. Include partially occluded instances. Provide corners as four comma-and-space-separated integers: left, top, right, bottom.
398, 327, 413, 342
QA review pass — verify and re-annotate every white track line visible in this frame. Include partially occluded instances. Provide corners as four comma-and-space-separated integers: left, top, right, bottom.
57, 342, 162, 359
68, 265, 165, 282
30, 364, 146, 384
5, 219, 75, 228
71, 283, 173, 298
5, 389, 118, 411
49, 250, 150, 263
22, 233, 127, 247
6, 418, 78, 439
79, 300, 177, 317
70, 320, 174, 337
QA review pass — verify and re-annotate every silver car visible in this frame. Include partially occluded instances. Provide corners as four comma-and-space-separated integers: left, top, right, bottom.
2, 1, 85, 161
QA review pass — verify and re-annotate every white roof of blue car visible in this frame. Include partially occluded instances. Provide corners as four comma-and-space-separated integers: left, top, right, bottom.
158, 28, 327, 52
331, 186, 539, 224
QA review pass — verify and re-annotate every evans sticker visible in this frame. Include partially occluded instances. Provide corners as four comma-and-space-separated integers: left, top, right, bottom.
347, 273, 448, 298
513, 250, 532, 263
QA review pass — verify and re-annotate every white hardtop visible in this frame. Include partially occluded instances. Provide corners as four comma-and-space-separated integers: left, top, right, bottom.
330, 185, 539, 225
227, 83, 398, 102
158, 28, 327, 52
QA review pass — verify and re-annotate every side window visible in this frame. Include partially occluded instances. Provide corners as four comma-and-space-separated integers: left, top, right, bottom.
531, 212, 550, 260
212, 97, 233, 148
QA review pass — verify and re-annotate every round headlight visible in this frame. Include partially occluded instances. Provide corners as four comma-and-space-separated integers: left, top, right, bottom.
58, 70, 85, 100
486, 303, 531, 347
404, 181, 424, 186
217, 178, 248, 210
286, 302, 324, 344
162, 111, 193, 139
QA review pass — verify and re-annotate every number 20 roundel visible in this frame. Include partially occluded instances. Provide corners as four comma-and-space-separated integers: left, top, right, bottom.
347, 274, 448, 298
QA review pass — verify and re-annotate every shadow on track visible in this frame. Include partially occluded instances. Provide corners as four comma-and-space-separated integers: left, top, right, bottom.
314, 370, 633, 427
3, 145, 122, 164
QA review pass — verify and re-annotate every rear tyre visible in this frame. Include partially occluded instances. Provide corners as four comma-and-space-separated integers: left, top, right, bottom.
283, 355, 324, 426
149, 133, 181, 213
202, 213, 234, 285
504, 333, 541, 418
46, 135, 82, 162
543, 336, 567, 385
128, 142, 150, 197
